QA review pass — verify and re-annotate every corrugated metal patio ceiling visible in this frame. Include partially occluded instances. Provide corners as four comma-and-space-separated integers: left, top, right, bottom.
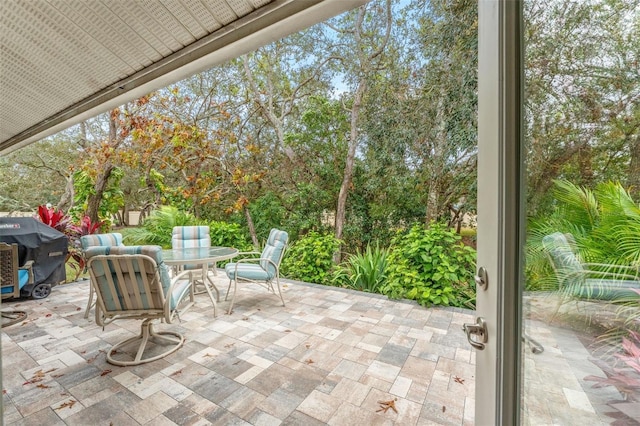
0, 0, 366, 154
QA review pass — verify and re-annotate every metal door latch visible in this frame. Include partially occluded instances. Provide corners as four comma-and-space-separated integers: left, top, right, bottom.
475, 266, 488, 290
463, 317, 488, 350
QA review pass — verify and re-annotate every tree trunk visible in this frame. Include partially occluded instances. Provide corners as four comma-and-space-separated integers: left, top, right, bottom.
334, 80, 366, 263
244, 205, 259, 249
426, 96, 446, 224
627, 134, 640, 200
86, 164, 114, 224
57, 174, 75, 213
86, 111, 119, 224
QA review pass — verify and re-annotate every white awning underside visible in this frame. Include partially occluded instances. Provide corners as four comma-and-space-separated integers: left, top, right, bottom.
0, 0, 366, 154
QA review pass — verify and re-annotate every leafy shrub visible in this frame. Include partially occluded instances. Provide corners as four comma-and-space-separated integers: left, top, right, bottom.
208, 220, 251, 251
123, 206, 253, 252
281, 231, 340, 285
382, 223, 476, 308
332, 243, 388, 293
123, 206, 198, 248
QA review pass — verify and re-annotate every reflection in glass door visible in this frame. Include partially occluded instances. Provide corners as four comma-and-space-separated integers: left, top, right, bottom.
521, 1, 640, 424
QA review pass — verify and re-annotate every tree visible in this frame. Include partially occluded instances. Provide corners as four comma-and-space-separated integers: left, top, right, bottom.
326, 0, 393, 261
524, 0, 640, 214
0, 133, 80, 213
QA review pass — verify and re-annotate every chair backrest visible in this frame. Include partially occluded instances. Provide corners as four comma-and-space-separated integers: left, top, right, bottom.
171, 226, 211, 249
260, 229, 288, 276
80, 233, 124, 250
542, 232, 585, 287
85, 245, 173, 315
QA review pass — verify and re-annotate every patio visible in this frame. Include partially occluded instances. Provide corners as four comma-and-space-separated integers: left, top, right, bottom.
0, 275, 624, 425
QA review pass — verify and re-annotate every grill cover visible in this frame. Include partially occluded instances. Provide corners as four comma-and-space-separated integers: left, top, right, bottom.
0, 217, 68, 288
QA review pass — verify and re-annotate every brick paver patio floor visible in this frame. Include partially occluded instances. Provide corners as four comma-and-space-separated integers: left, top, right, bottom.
2, 275, 625, 425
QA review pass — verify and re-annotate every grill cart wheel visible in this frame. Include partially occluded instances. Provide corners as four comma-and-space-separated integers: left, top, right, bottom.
31, 283, 51, 299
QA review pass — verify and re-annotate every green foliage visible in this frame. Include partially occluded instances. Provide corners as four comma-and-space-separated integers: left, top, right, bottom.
382, 223, 476, 308
208, 220, 251, 251
332, 243, 388, 293
281, 231, 341, 285
246, 192, 287, 242
527, 180, 640, 291
122, 206, 198, 248
71, 168, 124, 226
122, 206, 252, 252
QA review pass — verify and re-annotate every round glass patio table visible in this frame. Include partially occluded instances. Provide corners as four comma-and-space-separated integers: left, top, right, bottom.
162, 247, 239, 316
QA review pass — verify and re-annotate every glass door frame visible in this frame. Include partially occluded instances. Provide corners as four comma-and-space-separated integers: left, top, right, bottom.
476, 0, 524, 424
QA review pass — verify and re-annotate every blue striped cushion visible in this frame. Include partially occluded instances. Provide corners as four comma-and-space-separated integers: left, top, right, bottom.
259, 229, 288, 274
85, 245, 184, 310
171, 226, 210, 249
80, 233, 124, 250
225, 263, 272, 281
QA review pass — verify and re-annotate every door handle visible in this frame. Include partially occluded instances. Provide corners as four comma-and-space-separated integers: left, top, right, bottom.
463, 317, 488, 350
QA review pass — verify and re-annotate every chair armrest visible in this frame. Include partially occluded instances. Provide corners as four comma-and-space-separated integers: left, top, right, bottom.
231, 251, 262, 263
231, 257, 279, 274
163, 269, 196, 312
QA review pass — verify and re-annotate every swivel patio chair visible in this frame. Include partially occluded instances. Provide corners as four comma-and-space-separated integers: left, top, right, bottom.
80, 233, 124, 319
224, 228, 288, 314
85, 245, 195, 366
543, 232, 640, 301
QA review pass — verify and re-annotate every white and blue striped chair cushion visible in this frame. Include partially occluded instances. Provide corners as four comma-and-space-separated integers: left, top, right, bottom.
225, 229, 288, 280
171, 226, 210, 249
80, 233, 124, 250
172, 226, 211, 270
85, 245, 189, 311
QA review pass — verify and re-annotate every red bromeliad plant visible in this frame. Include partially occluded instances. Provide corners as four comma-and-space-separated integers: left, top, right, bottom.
584, 289, 640, 401
66, 215, 105, 281
36, 205, 105, 281
37, 205, 72, 233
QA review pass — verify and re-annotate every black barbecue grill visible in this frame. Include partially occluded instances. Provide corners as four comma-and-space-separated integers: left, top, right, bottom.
0, 217, 67, 299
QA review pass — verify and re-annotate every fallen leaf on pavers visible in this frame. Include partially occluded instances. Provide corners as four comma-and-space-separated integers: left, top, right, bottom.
36, 384, 51, 389
454, 376, 464, 384
284, 329, 292, 333
55, 400, 76, 410
376, 398, 398, 414
3, 389, 7, 395
100, 370, 112, 376
305, 344, 311, 349
76, 307, 81, 311
170, 369, 183, 377
305, 359, 314, 365
45, 313, 52, 317
242, 317, 249, 321
23, 368, 57, 385
224, 343, 235, 348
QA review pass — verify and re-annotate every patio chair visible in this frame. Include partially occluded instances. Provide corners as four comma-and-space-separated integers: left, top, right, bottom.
1, 242, 34, 299
224, 228, 288, 314
85, 245, 194, 366
171, 225, 214, 285
80, 233, 124, 319
542, 232, 640, 301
